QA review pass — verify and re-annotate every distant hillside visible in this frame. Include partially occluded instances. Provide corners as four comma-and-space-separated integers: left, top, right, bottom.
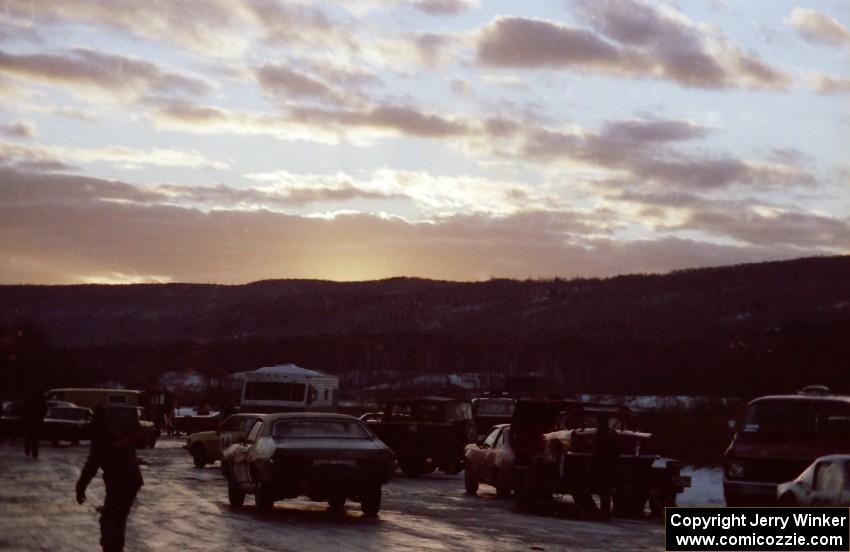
2, 255, 849, 397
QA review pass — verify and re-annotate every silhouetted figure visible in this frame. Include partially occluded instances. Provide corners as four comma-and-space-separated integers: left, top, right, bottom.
22, 391, 47, 459
76, 407, 144, 552
592, 414, 620, 520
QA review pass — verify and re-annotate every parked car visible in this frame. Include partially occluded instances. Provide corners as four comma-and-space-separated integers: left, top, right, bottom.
512, 400, 689, 516
43, 404, 92, 445
777, 455, 850, 506
724, 388, 850, 506
222, 412, 396, 516
0, 401, 25, 440
464, 424, 514, 498
364, 396, 477, 477
186, 413, 262, 468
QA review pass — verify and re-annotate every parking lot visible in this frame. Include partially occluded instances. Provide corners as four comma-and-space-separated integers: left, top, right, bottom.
0, 437, 675, 551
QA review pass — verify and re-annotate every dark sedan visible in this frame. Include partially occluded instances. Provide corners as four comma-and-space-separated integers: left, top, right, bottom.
222, 412, 395, 516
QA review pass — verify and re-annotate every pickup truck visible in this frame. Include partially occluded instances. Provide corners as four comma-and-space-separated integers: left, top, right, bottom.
512, 400, 689, 516
363, 396, 477, 477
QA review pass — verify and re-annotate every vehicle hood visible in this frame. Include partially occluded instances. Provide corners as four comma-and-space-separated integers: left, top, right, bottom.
187, 430, 217, 443
729, 439, 850, 461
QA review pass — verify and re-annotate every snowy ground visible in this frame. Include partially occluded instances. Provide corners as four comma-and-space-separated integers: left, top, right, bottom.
0, 438, 725, 551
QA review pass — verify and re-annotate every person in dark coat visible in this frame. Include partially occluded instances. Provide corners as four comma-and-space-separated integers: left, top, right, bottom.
22, 391, 47, 459
76, 407, 144, 552
592, 413, 620, 520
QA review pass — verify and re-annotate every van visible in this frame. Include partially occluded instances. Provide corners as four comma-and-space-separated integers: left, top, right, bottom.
237, 364, 338, 413
45, 388, 144, 410
723, 388, 850, 505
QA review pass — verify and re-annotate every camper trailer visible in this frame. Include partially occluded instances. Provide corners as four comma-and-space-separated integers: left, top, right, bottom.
238, 364, 339, 413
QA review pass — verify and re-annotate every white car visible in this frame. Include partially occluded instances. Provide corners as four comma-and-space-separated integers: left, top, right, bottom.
777, 454, 850, 506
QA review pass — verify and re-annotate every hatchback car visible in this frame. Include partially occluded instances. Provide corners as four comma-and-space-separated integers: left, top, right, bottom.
223, 412, 395, 516
464, 424, 514, 498
777, 455, 850, 506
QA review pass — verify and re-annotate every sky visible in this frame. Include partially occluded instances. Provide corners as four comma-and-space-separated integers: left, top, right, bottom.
0, 0, 848, 284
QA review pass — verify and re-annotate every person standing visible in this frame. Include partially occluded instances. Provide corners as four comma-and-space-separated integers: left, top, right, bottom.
76, 407, 144, 552
22, 391, 47, 459
592, 413, 620, 520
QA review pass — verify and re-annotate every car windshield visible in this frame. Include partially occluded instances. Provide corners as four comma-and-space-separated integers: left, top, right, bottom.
48, 407, 90, 421
742, 400, 818, 434
272, 419, 370, 439
475, 400, 515, 416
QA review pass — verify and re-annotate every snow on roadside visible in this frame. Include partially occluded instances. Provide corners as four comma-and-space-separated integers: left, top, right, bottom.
678, 466, 725, 506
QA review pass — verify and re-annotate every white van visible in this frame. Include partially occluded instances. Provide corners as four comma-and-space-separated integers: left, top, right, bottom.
45, 388, 144, 410
237, 364, 338, 413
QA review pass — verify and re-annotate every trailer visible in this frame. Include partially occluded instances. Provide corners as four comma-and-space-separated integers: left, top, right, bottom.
237, 364, 338, 413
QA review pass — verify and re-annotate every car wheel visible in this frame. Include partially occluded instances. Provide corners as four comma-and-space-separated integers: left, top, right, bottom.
464, 465, 479, 495
255, 480, 275, 513
329, 496, 346, 512
228, 479, 245, 508
778, 493, 798, 506
191, 445, 207, 468
648, 493, 674, 517
361, 485, 381, 517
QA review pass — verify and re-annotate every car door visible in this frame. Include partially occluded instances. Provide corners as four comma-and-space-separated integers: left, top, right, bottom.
231, 419, 263, 487
493, 426, 514, 486
217, 416, 244, 452
468, 426, 499, 485
480, 426, 503, 486
812, 461, 844, 506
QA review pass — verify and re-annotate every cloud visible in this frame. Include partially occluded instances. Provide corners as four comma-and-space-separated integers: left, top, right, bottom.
786, 8, 850, 47
0, 167, 816, 284
412, 0, 478, 16
0, 139, 227, 171
682, 208, 850, 248
0, 121, 36, 139
476, 6, 790, 90
256, 64, 339, 102
0, 48, 210, 100
518, 118, 813, 190
808, 72, 850, 94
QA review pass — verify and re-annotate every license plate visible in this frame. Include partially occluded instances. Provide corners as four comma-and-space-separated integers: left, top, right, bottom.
315, 460, 356, 466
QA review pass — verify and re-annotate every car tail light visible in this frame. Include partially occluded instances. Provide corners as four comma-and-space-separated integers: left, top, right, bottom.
726, 459, 745, 479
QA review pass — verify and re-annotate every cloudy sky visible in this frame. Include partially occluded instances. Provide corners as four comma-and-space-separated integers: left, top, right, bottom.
0, 0, 848, 284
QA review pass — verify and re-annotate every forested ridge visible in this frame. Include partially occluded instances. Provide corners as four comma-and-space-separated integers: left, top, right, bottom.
2, 255, 849, 397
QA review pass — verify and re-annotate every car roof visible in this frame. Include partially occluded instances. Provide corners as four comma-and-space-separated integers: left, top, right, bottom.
814, 454, 850, 462
260, 412, 360, 423
387, 396, 460, 403
749, 394, 850, 405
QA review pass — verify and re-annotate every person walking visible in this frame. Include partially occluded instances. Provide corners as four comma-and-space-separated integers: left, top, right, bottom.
76, 407, 144, 552
22, 391, 47, 459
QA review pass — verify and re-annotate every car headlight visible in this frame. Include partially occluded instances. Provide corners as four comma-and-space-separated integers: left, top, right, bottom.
253, 437, 276, 460
726, 460, 745, 479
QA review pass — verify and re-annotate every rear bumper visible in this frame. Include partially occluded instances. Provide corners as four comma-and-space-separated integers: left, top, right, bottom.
723, 479, 777, 506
